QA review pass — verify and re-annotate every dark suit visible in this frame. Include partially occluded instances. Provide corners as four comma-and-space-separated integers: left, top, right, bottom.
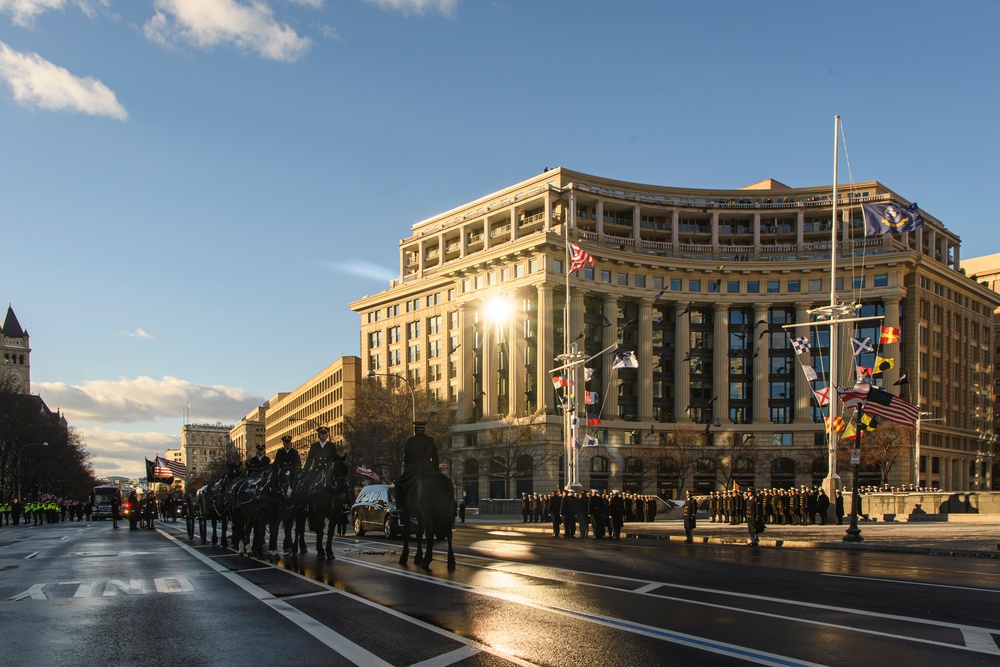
274, 446, 301, 469
304, 440, 339, 473
396, 429, 439, 509
247, 454, 271, 472
683, 494, 698, 542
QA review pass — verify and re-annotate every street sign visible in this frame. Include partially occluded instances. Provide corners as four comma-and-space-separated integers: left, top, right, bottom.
850, 448, 861, 465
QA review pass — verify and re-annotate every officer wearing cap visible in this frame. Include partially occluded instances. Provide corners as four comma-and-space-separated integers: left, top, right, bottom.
396, 422, 439, 510
304, 426, 342, 474
273, 435, 301, 469
247, 444, 271, 472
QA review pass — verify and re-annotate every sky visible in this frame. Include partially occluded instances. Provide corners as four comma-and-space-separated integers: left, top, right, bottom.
2, 0, 998, 482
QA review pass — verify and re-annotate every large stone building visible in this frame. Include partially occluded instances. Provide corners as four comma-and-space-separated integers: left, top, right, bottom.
263, 356, 362, 456
181, 422, 234, 480
230, 406, 266, 463
1, 305, 30, 393
958, 252, 1000, 489
350, 168, 999, 502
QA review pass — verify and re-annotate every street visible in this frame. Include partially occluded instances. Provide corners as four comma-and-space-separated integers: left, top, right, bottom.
2, 518, 999, 667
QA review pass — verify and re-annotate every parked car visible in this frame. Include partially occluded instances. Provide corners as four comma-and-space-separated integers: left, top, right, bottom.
351, 484, 415, 539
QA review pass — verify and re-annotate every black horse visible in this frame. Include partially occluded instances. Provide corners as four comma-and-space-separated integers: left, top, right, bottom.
307, 460, 351, 561
198, 467, 241, 547
399, 472, 457, 571
263, 465, 299, 557
230, 468, 273, 558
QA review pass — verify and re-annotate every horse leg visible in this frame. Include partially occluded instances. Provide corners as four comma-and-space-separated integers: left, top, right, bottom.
420, 524, 434, 570
315, 516, 325, 560
296, 511, 307, 553
446, 529, 456, 572
398, 508, 410, 566
325, 516, 334, 560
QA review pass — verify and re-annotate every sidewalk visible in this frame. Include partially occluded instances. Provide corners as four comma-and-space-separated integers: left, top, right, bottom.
460, 512, 1000, 558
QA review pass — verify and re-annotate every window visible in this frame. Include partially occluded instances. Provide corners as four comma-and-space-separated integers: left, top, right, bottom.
583, 267, 594, 280
708, 280, 720, 293
772, 433, 793, 447
553, 259, 564, 274
671, 278, 682, 291
787, 280, 800, 293
809, 279, 822, 292
618, 273, 629, 286
528, 259, 539, 273
634, 275, 646, 288
747, 281, 760, 294
600, 270, 612, 283
873, 274, 888, 287
388, 326, 401, 344
727, 280, 739, 293
368, 331, 382, 348
688, 280, 701, 292
767, 281, 780, 293
651, 276, 664, 290
428, 315, 441, 334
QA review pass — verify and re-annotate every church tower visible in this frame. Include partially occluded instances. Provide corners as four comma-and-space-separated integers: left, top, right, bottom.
1, 305, 30, 393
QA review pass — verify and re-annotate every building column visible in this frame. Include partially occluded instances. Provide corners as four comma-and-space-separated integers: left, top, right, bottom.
753, 212, 761, 254
633, 205, 642, 247
794, 303, 812, 421
796, 211, 805, 249
710, 211, 720, 249
602, 295, 619, 418
536, 284, 554, 413
638, 298, 654, 422
671, 210, 679, 248
674, 302, 691, 421
509, 208, 518, 242
596, 200, 605, 242
459, 303, 474, 422
544, 192, 553, 232
753, 303, 771, 423
881, 294, 902, 389
508, 301, 521, 415
714, 303, 730, 423
460, 223, 468, 258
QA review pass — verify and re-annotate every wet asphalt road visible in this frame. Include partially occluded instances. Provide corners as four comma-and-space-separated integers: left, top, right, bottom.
3, 518, 999, 667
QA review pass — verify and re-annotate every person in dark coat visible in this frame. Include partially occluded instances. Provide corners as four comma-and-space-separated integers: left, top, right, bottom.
396, 422, 439, 511
835, 490, 845, 525
11, 498, 22, 526
111, 492, 121, 530
273, 435, 301, 469
559, 488, 577, 538
303, 427, 341, 474
816, 489, 831, 525
608, 491, 625, 540
745, 488, 762, 546
548, 490, 562, 537
246, 445, 270, 472
682, 490, 698, 543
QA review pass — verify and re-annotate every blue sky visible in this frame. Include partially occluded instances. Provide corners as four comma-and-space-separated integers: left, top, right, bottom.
2, 0, 997, 481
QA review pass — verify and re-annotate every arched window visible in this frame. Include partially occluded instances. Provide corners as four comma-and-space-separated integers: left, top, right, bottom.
589, 455, 610, 492
462, 458, 480, 507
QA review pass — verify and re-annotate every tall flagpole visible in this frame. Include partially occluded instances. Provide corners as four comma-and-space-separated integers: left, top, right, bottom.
826, 115, 842, 496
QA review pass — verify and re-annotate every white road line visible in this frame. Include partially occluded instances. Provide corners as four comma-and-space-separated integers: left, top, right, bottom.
161, 530, 391, 667
409, 645, 482, 667
24, 552, 39, 559
823, 572, 1000, 594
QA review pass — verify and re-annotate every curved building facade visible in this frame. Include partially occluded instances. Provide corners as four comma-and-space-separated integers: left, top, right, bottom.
351, 168, 999, 501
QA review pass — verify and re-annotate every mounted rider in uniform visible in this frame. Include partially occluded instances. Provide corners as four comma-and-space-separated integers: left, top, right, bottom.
395, 421, 439, 511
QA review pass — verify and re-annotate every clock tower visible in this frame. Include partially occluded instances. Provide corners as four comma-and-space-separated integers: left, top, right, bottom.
2, 305, 30, 394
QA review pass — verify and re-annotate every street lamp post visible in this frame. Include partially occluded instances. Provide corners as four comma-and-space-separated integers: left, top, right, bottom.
16, 442, 48, 500
367, 370, 416, 430
843, 377, 869, 544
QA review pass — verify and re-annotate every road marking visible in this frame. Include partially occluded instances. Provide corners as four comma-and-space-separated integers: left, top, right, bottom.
823, 573, 1000, 594
74, 581, 95, 598
161, 530, 392, 667
410, 645, 481, 667
6, 584, 46, 601
104, 580, 143, 595
154, 577, 195, 593
24, 552, 39, 559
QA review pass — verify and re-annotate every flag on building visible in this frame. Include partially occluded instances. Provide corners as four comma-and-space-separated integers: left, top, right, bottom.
551, 375, 570, 389
873, 356, 895, 374
880, 326, 901, 344
612, 350, 638, 369
856, 366, 873, 382
356, 466, 380, 481
587, 413, 602, 426
790, 336, 811, 355
812, 386, 830, 406
851, 337, 874, 356
862, 387, 920, 426
802, 365, 819, 382
863, 202, 924, 236
586, 391, 600, 405
584, 367, 595, 382
582, 434, 599, 447
569, 242, 595, 274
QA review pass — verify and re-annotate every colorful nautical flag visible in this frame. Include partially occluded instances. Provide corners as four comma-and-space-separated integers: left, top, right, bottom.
551, 375, 570, 389
812, 386, 831, 406
856, 366, 873, 382
825, 416, 847, 433
851, 337, 874, 356
790, 336, 811, 355
802, 365, 819, 382
587, 413, 602, 426
836, 385, 870, 410
863, 202, 924, 236
582, 434, 599, 447
584, 367, 595, 382
612, 350, 638, 369
880, 326, 901, 344
569, 242, 595, 274
873, 356, 895, 374
586, 391, 600, 405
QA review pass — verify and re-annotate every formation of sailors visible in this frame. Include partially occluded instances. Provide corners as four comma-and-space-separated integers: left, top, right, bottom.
704, 486, 840, 526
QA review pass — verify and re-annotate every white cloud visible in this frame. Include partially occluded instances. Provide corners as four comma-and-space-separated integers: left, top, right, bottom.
363, 0, 457, 16
35, 375, 264, 425
117, 328, 155, 339
325, 258, 395, 282
287, 0, 322, 8
145, 0, 312, 63
0, 40, 127, 119
0, 0, 110, 28
80, 426, 178, 480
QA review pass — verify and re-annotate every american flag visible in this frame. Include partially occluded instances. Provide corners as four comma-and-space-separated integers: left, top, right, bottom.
568, 242, 594, 274
154, 456, 187, 478
862, 387, 919, 426
356, 466, 380, 481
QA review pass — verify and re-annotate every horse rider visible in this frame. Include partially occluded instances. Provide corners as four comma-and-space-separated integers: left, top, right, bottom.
246, 444, 271, 473
396, 421, 439, 511
274, 435, 301, 469
303, 427, 343, 475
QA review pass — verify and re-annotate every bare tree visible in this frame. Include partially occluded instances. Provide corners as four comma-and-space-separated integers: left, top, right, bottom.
837, 420, 911, 486
714, 432, 764, 491
344, 378, 452, 484
482, 411, 554, 498
658, 423, 705, 492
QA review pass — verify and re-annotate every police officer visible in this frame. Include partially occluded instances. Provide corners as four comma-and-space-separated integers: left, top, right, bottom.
396, 422, 439, 510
